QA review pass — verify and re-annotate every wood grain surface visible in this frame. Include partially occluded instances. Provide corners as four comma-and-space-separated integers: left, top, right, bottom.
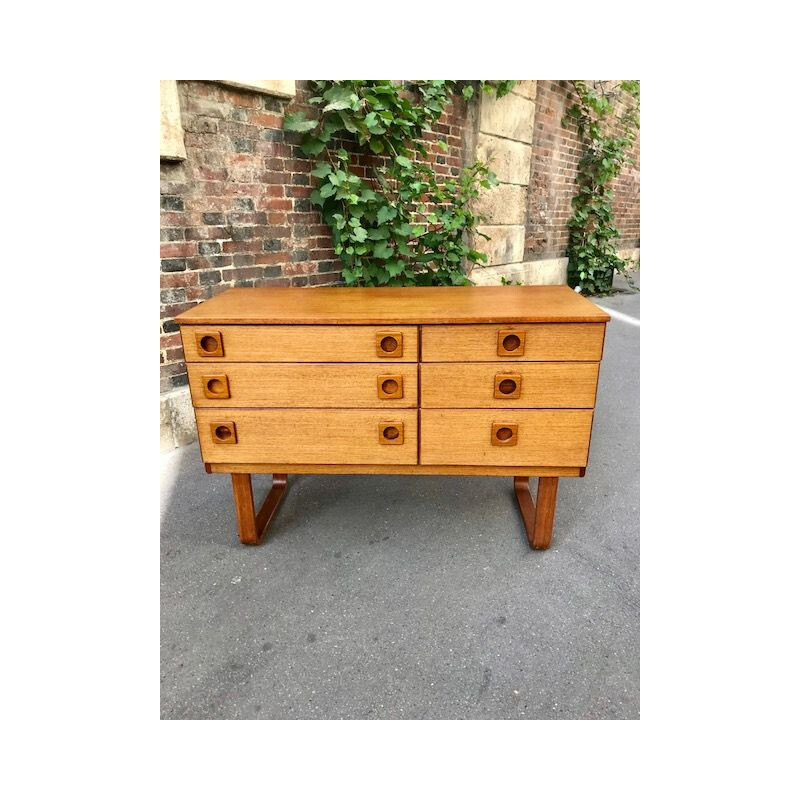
206, 463, 583, 477
421, 323, 605, 362
180, 325, 418, 363
175, 285, 611, 325
188, 363, 418, 408
419, 409, 593, 466
421, 362, 599, 408
196, 408, 418, 465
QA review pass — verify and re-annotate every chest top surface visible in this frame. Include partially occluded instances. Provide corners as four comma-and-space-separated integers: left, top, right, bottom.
175, 285, 611, 326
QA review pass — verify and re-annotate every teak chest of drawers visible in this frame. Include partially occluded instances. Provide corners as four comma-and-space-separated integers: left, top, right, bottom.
176, 285, 610, 550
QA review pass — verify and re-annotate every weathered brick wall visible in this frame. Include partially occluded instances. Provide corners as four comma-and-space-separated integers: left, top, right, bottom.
160, 80, 467, 392
525, 80, 640, 261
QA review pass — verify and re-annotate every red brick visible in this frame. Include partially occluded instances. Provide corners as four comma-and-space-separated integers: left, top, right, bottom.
250, 112, 283, 128
160, 242, 195, 258
161, 272, 199, 288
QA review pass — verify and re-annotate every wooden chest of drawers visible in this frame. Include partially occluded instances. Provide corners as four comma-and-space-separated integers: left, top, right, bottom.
176, 285, 609, 550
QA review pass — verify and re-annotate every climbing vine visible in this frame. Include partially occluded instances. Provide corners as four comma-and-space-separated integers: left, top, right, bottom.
284, 80, 515, 286
562, 80, 640, 294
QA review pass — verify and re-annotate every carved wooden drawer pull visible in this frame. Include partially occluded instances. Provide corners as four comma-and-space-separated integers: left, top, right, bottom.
376, 331, 403, 358
377, 375, 404, 399
195, 329, 224, 357
494, 373, 522, 399
202, 374, 231, 399
378, 422, 404, 444
491, 422, 518, 446
210, 421, 237, 444
497, 330, 525, 357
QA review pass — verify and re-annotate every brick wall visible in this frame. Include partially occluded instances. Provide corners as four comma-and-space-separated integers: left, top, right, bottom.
525, 80, 640, 261
160, 80, 468, 392
161, 80, 639, 395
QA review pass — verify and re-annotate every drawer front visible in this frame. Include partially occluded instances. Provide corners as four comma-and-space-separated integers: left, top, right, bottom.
181, 325, 418, 363
196, 409, 418, 465
420, 409, 593, 466
420, 363, 599, 409
421, 323, 605, 362
188, 363, 418, 408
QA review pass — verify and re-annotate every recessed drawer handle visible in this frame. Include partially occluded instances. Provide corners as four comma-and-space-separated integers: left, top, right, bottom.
202, 374, 231, 399
497, 330, 525, 357
377, 375, 404, 399
376, 331, 403, 358
494, 373, 521, 399
379, 422, 404, 444
491, 423, 518, 446
195, 329, 224, 357
210, 421, 237, 444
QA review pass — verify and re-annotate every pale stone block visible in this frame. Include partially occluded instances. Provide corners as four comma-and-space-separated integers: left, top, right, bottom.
160, 395, 176, 452
216, 80, 296, 99
480, 91, 535, 143
473, 183, 527, 226
519, 258, 568, 285
160, 80, 186, 162
476, 134, 532, 185
473, 225, 525, 267
469, 258, 568, 286
160, 387, 197, 451
511, 80, 537, 100
169, 387, 198, 447
617, 247, 640, 262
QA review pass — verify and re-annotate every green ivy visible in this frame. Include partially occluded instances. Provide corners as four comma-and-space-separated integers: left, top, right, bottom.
562, 80, 640, 295
284, 80, 515, 287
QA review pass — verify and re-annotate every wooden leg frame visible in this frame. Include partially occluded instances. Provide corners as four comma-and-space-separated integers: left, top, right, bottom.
231, 473, 288, 545
514, 476, 559, 550
229, 472, 558, 550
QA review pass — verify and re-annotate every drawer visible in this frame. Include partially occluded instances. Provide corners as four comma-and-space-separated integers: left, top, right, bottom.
419, 409, 593, 466
421, 323, 605, 362
420, 363, 599, 408
180, 325, 418, 363
188, 363, 418, 408
195, 409, 418, 465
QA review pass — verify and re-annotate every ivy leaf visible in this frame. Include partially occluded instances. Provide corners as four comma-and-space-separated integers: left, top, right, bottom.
341, 268, 359, 284
437, 140, 449, 153
310, 162, 332, 178
373, 242, 394, 259
323, 86, 359, 112
284, 112, 318, 133
319, 182, 337, 199
301, 137, 326, 157
376, 206, 397, 225
386, 260, 406, 277
369, 139, 385, 154
395, 155, 412, 169
339, 113, 359, 134
461, 85, 474, 100
351, 227, 368, 243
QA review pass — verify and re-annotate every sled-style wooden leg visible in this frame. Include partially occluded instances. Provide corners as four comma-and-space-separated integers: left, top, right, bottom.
514, 476, 559, 550
231, 473, 288, 545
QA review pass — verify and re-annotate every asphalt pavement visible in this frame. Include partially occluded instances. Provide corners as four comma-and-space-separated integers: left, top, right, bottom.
160, 291, 640, 719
